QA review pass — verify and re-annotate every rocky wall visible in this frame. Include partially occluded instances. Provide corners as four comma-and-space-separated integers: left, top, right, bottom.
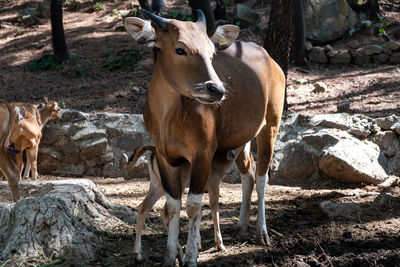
38, 109, 153, 179
38, 110, 400, 185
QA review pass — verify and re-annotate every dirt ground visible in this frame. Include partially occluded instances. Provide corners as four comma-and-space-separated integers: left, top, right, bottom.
1, 0, 400, 266
0, 0, 399, 117
2, 176, 399, 267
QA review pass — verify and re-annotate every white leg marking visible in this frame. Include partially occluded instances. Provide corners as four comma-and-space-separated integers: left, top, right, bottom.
238, 172, 254, 231
22, 162, 30, 179
256, 173, 270, 245
165, 193, 182, 265
184, 193, 203, 265
133, 156, 164, 261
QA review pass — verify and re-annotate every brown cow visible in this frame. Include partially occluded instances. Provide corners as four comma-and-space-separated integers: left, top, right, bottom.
124, 10, 285, 266
0, 100, 20, 201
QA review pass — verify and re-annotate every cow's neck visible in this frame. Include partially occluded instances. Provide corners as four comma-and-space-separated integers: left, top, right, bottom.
38, 109, 52, 127
148, 66, 182, 123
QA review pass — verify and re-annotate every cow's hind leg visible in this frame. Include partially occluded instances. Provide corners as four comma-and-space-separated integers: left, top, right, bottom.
133, 155, 164, 262
255, 120, 281, 246
207, 151, 237, 251
235, 142, 255, 235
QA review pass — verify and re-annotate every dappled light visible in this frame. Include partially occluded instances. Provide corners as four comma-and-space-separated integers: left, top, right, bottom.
1, 0, 400, 266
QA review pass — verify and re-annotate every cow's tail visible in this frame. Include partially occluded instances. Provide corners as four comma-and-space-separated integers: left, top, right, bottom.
125, 145, 156, 172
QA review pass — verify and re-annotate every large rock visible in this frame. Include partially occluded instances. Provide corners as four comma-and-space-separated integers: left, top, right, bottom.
319, 136, 388, 184
0, 179, 135, 261
18, 8, 39, 27
305, 0, 357, 44
234, 4, 260, 25
270, 113, 397, 185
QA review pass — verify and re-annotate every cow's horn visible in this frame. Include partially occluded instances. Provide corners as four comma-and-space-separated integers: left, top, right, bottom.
196, 9, 206, 26
142, 9, 170, 30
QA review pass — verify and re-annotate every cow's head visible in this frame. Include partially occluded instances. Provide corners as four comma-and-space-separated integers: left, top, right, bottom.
38, 97, 61, 121
124, 10, 239, 104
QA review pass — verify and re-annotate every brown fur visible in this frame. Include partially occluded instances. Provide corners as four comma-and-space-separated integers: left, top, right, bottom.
10, 100, 61, 180
126, 144, 253, 253
0, 100, 20, 201
126, 15, 285, 263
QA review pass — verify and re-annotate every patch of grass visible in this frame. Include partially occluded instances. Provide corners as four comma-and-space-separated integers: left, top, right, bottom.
106, 49, 142, 71
65, 0, 80, 11
29, 54, 60, 71
93, 1, 104, 12
112, 9, 122, 20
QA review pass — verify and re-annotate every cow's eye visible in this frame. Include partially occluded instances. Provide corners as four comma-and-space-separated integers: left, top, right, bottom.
175, 48, 186, 56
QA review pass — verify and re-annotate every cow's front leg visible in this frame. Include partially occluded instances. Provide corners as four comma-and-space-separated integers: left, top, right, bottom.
183, 156, 212, 267
184, 193, 203, 267
162, 193, 183, 267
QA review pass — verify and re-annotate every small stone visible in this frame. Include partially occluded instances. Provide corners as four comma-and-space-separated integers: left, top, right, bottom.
360, 20, 372, 29
384, 147, 397, 158
375, 115, 400, 130
337, 101, 350, 113
305, 41, 313, 52
347, 40, 361, 49
389, 52, 400, 64
372, 53, 389, 64
363, 45, 384, 56
383, 46, 393, 55
373, 131, 397, 149
391, 122, 400, 134
387, 40, 400, 51
348, 48, 358, 58
312, 82, 327, 93
354, 54, 370, 65
326, 50, 335, 57
330, 52, 351, 64
308, 46, 328, 63
324, 44, 333, 52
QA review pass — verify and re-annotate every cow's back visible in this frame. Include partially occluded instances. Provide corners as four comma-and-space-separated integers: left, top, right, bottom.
212, 41, 285, 149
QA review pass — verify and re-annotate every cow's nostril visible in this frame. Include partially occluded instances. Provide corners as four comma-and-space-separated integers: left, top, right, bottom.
206, 83, 224, 97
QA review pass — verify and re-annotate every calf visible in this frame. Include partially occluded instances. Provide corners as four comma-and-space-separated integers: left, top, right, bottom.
0, 100, 20, 201
10, 100, 61, 180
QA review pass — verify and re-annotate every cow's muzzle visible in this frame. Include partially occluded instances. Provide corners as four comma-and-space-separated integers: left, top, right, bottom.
193, 82, 225, 104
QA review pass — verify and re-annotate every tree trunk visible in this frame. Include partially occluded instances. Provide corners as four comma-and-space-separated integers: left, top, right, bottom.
291, 0, 306, 66
50, 0, 69, 64
264, 0, 294, 111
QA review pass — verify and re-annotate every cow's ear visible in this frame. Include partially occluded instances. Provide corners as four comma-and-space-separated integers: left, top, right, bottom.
124, 17, 155, 47
211, 25, 240, 49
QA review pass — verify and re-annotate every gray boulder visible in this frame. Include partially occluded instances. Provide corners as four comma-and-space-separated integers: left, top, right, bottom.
234, 4, 260, 25
319, 136, 388, 184
305, 0, 357, 44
